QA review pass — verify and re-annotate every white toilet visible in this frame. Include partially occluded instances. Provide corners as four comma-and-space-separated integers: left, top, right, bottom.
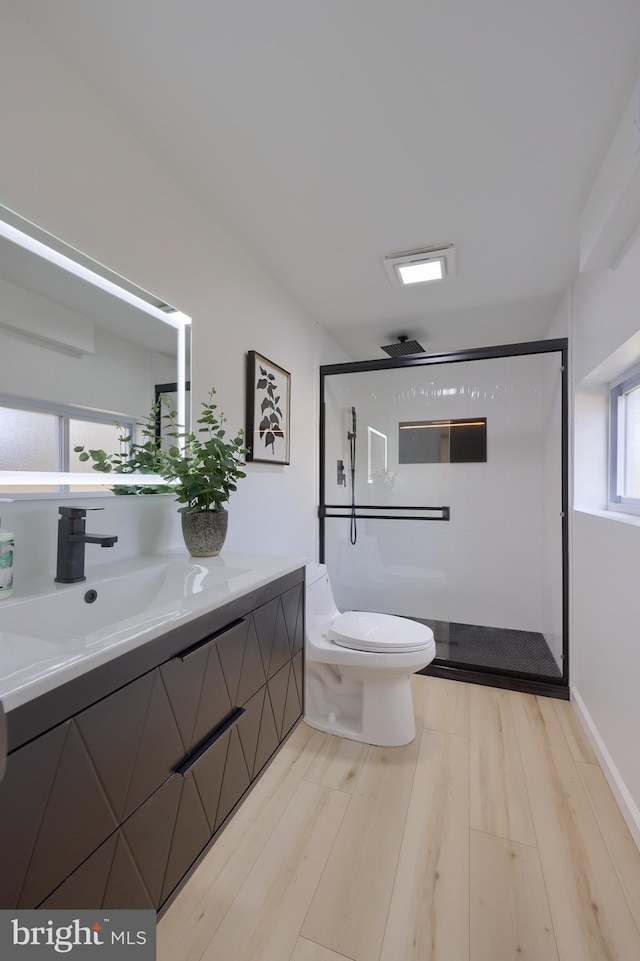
305, 563, 436, 747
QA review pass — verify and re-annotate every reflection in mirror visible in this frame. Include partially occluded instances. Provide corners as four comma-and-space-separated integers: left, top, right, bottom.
398, 418, 487, 463
0, 205, 191, 491
367, 426, 388, 484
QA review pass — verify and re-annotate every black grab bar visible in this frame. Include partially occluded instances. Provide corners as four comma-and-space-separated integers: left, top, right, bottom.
319, 504, 450, 521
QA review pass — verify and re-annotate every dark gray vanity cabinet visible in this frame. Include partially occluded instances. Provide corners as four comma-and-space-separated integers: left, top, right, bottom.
0, 570, 304, 913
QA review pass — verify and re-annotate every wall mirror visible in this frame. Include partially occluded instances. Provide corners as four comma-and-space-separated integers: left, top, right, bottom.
0, 205, 191, 491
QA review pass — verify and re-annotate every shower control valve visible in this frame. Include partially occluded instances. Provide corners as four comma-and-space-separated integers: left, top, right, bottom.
337, 459, 346, 486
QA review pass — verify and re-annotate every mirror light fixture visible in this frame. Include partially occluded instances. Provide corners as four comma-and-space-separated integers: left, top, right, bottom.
0, 215, 191, 330
384, 244, 456, 287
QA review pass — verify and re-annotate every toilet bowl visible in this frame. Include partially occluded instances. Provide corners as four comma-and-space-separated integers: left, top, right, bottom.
305, 563, 436, 746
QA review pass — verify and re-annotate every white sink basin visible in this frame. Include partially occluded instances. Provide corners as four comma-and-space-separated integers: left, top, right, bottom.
0, 550, 302, 713
0, 559, 251, 643
0, 565, 171, 642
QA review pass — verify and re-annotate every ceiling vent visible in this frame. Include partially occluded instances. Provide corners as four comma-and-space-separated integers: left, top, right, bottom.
384, 244, 456, 287
381, 335, 425, 357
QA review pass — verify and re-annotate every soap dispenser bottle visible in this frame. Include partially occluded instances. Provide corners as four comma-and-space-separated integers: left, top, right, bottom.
0, 518, 14, 600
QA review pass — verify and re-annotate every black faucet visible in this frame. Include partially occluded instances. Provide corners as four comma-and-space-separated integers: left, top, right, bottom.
55, 507, 118, 584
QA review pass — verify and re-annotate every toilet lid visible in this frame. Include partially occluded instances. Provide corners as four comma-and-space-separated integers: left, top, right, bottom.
328, 611, 435, 653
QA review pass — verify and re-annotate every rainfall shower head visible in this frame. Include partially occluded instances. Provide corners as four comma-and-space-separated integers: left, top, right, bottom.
381, 335, 425, 357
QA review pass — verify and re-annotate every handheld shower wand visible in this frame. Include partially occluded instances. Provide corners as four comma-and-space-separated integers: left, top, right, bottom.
348, 406, 357, 545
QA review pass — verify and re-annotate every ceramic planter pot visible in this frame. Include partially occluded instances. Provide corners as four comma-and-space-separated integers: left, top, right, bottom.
181, 509, 228, 557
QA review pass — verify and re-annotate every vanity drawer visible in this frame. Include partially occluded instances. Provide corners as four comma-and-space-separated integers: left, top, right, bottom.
161, 617, 263, 757
38, 829, 155, 911
161, 717, 249, 904
74, 617, 257, 825
38, 706, 250, 911
38, 769, 189, 911
75, 668, 184, 824
0, 717, 121, 909
0, 722, 71, 908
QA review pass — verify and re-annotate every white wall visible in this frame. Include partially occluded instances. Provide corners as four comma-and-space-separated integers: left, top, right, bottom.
322, 354, 563, 644
571, 227, 640, 846
0, 494, 183, 587
545, 289, 570, 341
0, 2, 344, 571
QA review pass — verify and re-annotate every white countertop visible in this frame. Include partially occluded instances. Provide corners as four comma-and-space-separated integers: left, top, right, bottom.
0, 549, 306, 713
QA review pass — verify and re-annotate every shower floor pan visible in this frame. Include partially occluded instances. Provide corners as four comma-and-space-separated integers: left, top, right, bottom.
410, 618, 561, 678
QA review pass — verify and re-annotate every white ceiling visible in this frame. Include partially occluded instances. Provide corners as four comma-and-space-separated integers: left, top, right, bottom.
10, 0, 640, 360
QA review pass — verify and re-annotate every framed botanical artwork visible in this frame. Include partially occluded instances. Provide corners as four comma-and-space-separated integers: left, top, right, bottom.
246, 351, 291, 464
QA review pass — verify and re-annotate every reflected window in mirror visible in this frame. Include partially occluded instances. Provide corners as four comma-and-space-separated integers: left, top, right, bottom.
68, 419, 131, 491
0, 395, 135, 493
0, 406, 58, 473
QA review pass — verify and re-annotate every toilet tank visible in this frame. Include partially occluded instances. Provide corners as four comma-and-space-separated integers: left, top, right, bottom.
305, 563, 340, 620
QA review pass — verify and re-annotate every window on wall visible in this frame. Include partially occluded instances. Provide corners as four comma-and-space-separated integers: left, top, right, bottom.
610, 369, 640, 509
0, 396, 135, 492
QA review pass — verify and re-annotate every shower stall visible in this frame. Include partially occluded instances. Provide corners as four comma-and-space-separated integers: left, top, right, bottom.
319, 339, 568, 697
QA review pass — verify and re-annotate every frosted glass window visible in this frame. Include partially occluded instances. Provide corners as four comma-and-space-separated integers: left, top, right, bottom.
0, 406, 59, 470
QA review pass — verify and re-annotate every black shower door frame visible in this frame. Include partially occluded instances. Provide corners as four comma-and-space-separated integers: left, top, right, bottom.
319, 338, 569, 699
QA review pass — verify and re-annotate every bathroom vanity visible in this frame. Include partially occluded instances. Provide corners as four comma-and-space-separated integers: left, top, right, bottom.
0, 552, 305, 913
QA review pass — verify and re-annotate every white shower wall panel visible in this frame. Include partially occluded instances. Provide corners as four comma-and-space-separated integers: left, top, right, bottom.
325, 520, 450, 622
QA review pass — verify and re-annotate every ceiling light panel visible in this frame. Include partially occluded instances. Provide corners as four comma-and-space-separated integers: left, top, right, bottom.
397, 259, 443, 284
384, 245, 456, 287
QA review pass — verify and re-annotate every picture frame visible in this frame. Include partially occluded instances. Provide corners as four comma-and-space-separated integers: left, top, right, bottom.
154, 380, 191, 444
246, 351, 291, 464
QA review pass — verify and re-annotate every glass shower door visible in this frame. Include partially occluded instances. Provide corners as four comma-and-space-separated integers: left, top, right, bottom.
320, 345, 567, 687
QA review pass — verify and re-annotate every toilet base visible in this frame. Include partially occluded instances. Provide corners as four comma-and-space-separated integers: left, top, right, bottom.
304, 661, 418, 746
362, 675, 416, 746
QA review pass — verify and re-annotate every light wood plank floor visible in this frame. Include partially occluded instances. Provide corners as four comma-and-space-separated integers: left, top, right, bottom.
157, 676, 640, 961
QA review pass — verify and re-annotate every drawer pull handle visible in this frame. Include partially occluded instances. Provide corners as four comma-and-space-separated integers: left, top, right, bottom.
174, 707, 245, 776
178, 618, 246, 660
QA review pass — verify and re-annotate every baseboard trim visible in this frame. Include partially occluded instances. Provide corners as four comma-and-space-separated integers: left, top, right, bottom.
571, 686, 640, 851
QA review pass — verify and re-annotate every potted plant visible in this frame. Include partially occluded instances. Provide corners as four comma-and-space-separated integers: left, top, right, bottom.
75, 389, 247, 557
159, 389, 247, 556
